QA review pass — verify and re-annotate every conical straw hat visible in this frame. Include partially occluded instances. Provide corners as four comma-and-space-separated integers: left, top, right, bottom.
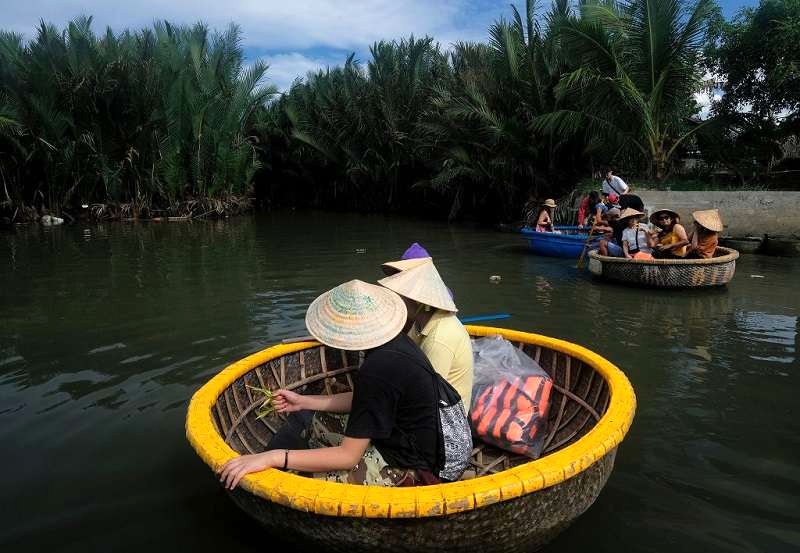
692, 209, 724, 232
305, 280, 407, 351
381, 256, 432, 276
378, 259, 457, 312
542, 198, 557, 208
618, 208, 644, 221
649, 209, 681, 225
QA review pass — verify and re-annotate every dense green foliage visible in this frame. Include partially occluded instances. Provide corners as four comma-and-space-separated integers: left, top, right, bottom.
0, 17, 274, 218
1, 1, 797, 223
695, 0, 800, 186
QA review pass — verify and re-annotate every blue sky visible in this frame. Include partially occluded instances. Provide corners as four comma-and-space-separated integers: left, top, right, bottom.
2, 0, 756, 91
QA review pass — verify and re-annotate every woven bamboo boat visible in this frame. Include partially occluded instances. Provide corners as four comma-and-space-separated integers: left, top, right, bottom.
186, 326, 636, 553
587, 247, 739, 288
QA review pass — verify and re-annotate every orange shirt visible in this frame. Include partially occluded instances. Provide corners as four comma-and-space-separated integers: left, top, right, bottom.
693, 231, 719, 258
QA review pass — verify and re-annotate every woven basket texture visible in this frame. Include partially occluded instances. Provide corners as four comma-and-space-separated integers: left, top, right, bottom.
588, 247, 738, 288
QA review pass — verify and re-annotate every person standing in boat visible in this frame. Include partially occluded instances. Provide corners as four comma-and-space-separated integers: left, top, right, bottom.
219, 280, 455, 489
686, 209, 723, 259
601, 169, 629, 198
378, 259, 474, 411
535, 199, 557, 232
650, 209, 689, 259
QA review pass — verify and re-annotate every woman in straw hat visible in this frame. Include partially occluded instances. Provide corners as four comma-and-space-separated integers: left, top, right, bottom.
378, 260, 474, 411
650, 209, 689, 259
619, 208, 654, 259
219, 280, 448, 489
535, 199, 557, 232
686, 209, 723, 259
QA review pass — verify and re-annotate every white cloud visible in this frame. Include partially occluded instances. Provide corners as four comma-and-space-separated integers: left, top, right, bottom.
262, 52, 337, 92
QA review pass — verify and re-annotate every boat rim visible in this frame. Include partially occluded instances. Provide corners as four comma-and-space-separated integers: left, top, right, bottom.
588, 246, 739, 265
185, 325, 636, 519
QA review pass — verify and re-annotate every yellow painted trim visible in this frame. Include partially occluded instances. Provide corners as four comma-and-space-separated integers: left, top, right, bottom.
186, 327, 636, 518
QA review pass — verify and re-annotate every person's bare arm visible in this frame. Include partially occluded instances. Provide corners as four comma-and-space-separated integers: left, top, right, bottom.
623, 238, 632, 258
536, 210, 549, 227
219, 437, 370, 489
272, 389, 353, 413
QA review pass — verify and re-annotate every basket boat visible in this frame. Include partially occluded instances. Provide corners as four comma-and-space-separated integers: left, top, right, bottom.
587, 247, 739, 288
186, 326, 636, 553
520, 226, 601, 258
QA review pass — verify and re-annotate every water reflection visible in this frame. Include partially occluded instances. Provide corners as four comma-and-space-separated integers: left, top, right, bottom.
1, 213, 799, 553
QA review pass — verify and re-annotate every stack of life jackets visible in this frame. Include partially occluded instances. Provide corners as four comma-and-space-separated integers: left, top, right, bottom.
470, 375, 553, 458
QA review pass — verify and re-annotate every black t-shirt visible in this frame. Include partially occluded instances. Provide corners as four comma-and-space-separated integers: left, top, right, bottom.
345, 334, 438, 471
611, 219, 626, 245
619, 194, 644, 211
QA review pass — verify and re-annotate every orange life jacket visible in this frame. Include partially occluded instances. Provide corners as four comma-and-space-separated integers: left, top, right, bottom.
470, 375, 552, 457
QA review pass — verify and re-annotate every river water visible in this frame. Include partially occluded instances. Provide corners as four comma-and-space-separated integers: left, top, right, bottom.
1, 212, 798, 552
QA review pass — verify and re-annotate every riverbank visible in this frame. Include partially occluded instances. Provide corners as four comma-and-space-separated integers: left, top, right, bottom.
0, 196, 253, 226
636, 191, 800, 240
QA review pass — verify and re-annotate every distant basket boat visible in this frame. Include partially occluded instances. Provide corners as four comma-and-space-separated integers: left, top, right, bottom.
186, 326, 636, 553
588, 247, 739, 288
521, 226, 601, 258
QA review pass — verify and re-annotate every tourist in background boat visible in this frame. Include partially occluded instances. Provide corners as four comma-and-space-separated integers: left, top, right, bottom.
379, 259, 474, 411
686, 209, 723, 259
219, 280, 448, 489
619, 208, 654, 259
650, 209, 689, 258
594, 193, 619, 225
597, 207, 625, 257
581, 191, 601, 227
601, 169, 629, 198
535, 199, 557, 232
600, 169, 644, 211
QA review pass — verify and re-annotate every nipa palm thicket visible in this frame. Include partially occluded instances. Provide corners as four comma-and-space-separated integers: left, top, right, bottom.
0, 17, 274, 219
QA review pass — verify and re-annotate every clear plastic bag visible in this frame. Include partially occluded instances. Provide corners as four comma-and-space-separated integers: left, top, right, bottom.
470, 335, 553, 459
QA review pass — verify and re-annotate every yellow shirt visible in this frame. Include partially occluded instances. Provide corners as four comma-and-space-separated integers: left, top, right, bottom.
658, 227, 688, 257
412, 311, 474, 410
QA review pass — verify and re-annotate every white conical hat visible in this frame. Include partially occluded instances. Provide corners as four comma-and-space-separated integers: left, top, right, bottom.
692, 209, 724, 232
305, 280, 407, 351
381, 256, 432, 276
378, 259, 458, 312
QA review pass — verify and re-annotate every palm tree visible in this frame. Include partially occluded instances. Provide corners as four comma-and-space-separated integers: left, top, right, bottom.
537, 0, 715, 180
419, 0, 583, 220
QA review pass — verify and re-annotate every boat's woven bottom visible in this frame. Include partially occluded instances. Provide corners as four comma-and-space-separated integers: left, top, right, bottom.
229, 449, 617, 553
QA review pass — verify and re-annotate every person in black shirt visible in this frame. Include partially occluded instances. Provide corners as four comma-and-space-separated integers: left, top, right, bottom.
597, 208, 626, 257
219, 280, 442, 489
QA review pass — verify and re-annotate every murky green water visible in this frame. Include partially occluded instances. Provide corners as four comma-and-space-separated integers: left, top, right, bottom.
1, 212, 798, 552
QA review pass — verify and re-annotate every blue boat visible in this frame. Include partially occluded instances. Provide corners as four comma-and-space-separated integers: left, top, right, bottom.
521, 226, 602, 258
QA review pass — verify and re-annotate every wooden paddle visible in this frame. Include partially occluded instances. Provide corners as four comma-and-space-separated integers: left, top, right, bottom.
280, 313, 513, 344
576, 225, 597, 270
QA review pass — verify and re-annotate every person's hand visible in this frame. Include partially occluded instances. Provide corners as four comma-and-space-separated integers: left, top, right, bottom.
272, 389, 306, 413
656, 244, 666, 251
625, 254, 633, 259
218, 451, 281, 490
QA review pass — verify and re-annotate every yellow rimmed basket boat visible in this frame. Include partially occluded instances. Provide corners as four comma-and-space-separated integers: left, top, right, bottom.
588, 247, 739, 288
186, 326, 636, 553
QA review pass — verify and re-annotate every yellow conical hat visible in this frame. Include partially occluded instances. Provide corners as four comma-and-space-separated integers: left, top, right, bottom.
305, 280, 407, 351
692, 209, 724, 232
378, 259, 457, 312
381, 256, 432, 276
